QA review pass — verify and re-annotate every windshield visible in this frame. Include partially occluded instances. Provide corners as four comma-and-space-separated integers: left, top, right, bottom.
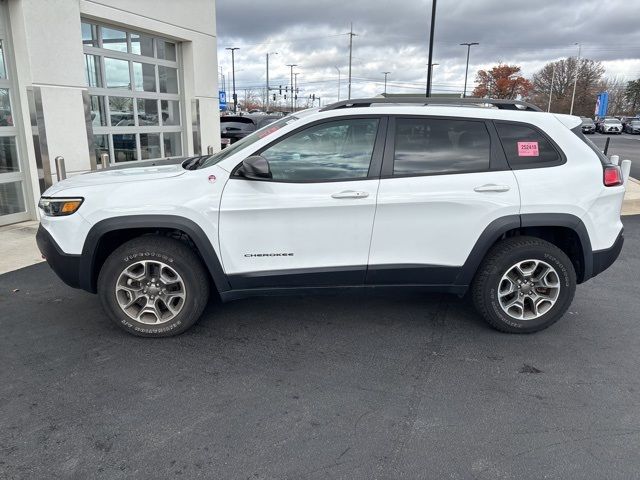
581, 118, 594, 125
197, 116, 297, 169
604, 119, 619, 124
631, 120, 640, 125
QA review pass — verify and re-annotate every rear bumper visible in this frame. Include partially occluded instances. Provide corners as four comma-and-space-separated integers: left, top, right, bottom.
591, 229, 624, 278
36, 225, 82, 289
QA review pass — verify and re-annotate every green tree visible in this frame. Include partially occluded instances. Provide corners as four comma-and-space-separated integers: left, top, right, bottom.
626, 79, 640, 115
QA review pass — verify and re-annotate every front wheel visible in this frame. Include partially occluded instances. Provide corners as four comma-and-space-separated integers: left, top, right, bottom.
98, 236, 210, 337
472, 236, 576, 333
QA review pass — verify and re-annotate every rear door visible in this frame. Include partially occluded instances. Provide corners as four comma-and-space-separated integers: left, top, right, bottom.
367, 115, 520, 285
219, 115, 386, 288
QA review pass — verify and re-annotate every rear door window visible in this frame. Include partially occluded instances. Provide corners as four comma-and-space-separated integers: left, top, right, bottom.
392, 117, 491, 175
495, 122, 563, 169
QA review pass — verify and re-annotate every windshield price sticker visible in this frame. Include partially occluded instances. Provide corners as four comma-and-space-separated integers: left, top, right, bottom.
517, 141, 539, 157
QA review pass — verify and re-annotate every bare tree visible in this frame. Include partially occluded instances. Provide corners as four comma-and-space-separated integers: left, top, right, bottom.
529, 57, 604, 116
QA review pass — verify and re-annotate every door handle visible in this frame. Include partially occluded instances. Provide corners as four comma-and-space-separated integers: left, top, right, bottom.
331, 190, 370, 199
474, 184, 511, 193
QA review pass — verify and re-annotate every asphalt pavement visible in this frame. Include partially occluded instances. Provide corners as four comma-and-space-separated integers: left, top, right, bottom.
589, 132, 640, 179
1, 217, 640, 479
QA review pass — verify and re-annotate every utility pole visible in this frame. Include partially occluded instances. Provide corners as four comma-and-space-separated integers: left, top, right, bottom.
334, 66, 341, 101
226, 47, 239, 113
286, 64, 297, 112
547, 62, 556, 112
347, 23, 356, 99
426, 0, 437, 97
265, 52, 277, 112
294, 72, 300, 111
425, 63, 438, 95
570, 42, 581, 115
460, 42, 479, 98
383, 72, 390, 94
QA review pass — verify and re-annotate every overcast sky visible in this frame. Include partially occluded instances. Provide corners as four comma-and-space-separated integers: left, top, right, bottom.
216, 0, 640, 105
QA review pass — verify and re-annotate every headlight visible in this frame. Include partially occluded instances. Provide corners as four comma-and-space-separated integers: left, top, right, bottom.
38, 197, 84, 216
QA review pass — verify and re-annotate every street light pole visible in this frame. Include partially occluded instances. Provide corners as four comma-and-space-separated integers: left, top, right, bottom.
266, 52, 278, 112
347, 23, 356, 99
383, 71, 390, 94
294, 72, 300, 111
425, 64, 438, 95
286, 64, 298, 113
570, 42, 581, 115
460, 42, 479, 98
334, 66, 341, 101
226, 47, 239, 113
547, 62, 556, 112
426, 0, 437, 97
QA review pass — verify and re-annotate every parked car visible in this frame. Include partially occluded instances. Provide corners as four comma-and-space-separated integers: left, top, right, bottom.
37, 97, 626, 337
580, 117, 596, 134
220, 114, 281, 148
624, 118, 640, 134
598, 117, 623, 134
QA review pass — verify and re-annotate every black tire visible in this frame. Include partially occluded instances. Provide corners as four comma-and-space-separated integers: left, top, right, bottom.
97, 235, 210, 337
472, 236, 576, 333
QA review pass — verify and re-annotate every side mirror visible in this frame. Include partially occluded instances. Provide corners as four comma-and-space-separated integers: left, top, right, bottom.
239, 155, 272, 180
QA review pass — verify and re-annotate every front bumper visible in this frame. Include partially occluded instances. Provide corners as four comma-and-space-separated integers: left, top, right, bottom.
36, 225, 82, 289
591, 229, 624, 278
603, 127, 621, 133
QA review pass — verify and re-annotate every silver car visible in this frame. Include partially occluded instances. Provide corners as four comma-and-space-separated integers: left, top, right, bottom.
600, 118, 623, 134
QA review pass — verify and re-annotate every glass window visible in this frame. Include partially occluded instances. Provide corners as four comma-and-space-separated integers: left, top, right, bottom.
496, 122, 561, 168
0, 181, 26, 216
0, 88, 12, 126
160, 100, 180, 125
0, 136, 19, 173
89, 95, 107, 126
163, 132, 182, 157
158, 66, 178, 93
0, 40, 6, 79
81, 23, 98, 47
84, 54, 102, 88
157, 41, 176, 61
101, 27, 127, 52
137, 99, 159, 126
113, 133, 138, 162
104, 57, 130, 89
393, 118, 490, 175
132, 62, 156, 92
93, 134, 109, 163
82, 21, 182, 164
109, 97, 134, 126
130, 33, 154, 57
260, 118, 379, 182
140, 133, 161, 159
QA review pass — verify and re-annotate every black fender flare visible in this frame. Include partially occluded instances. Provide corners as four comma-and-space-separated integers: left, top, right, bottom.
455, 213, 593, 286
79, 215, 230, 293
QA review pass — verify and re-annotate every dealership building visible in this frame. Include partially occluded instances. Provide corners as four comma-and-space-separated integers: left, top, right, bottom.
0, 0, 220, 226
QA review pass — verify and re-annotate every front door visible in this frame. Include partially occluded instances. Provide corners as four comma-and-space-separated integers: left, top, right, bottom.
219, 116, 386, 289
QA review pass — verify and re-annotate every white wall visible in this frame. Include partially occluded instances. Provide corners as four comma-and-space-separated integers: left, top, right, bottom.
8, 0, 220, 218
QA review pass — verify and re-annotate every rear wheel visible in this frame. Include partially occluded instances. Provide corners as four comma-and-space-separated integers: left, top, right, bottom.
98, 236, 210, 337
472, 236, 576, 333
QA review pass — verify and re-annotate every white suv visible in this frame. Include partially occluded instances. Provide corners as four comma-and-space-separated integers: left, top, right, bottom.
36, 98, 627, 337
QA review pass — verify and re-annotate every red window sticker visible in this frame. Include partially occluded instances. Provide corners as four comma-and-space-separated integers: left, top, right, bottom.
517, 141, 539, 157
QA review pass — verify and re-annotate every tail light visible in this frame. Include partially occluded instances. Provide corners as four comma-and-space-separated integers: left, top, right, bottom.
603, 165, 623, 187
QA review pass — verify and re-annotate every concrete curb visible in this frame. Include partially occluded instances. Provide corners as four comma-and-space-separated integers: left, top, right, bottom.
622, 177, 640, 216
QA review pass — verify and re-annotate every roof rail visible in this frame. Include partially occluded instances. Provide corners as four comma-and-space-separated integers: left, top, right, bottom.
319, 97, 543, 112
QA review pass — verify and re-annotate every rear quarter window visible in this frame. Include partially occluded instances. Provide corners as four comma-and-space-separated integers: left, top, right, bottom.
495, 122, 563, 169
